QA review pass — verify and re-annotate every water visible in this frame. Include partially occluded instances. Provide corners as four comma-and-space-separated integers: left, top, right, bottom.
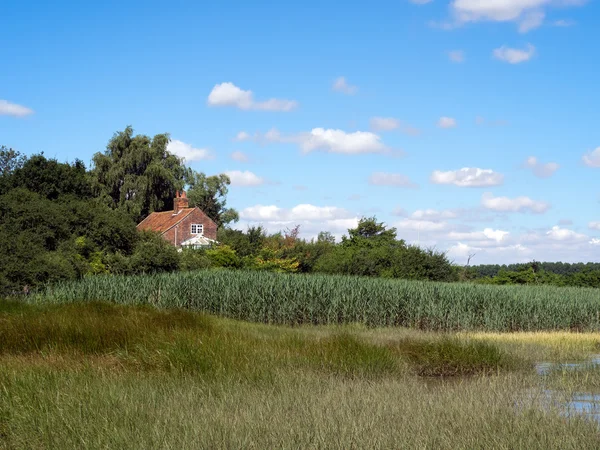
535, 355, 600, 424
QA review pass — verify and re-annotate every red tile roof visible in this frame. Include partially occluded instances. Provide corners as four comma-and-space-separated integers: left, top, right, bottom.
136, 208, 196, 233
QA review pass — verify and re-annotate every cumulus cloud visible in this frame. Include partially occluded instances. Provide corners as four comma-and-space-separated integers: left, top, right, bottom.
370, 117, 421, 135
167, 140, 212, 162
230, 151, 249, 163
240, 204, 353, 222
546, 226, 587, 242
207, 82, 297, 111
431, 168, 504, 187
449, 0, 586, 33
448, 50, 466, 63
224, 170, 265, 187
369, 172, 418, 188
240, 127, 393, 155
437, 117, 457, 128
493, 44, 536, 64
591, 238, 600, 246
583, 148, 600, 167
237, 204, 359, 241
302, 129, 389, 154
411, 209, 459, 221
448, 228, 510, 243
589, 222, 600, 230
332, 77, 358, 95
396, 219, 450, 232
523, 156, 559, 178
481, 192, 550, 213
0, 99, 34, 117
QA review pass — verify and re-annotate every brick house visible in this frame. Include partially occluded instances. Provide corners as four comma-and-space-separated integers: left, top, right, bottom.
136, 191, 218, 248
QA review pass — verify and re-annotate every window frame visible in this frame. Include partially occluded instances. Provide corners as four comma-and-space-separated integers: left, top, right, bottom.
191, 223, 204, 235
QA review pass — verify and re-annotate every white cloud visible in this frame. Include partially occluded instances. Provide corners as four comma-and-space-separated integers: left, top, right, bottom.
449, 0, 586, 32
0, 100, 34, 117
431, 168, 504, 187
523, 156, 559, 178
369, 172, 418, 188
589, 222, 600, 230
224, 170, 265, 187
448, 50, 466, 63
591, 238, 600, 246
207, 82, 297, 111
583, 148, 600, 167
302, 129, 389, 154
437, 117, 457, 128
546, 226, 587, 242
332, 77, 358, 95
481, 192, 550, 213
396, 219, 450, 232
493, 44, 536, 64
234, 131, 252, 142
167, 140, 212, 162
233, 128, 392, 155
411, 209, 458, 221
370, 117, 421, 135
293, 128, 391, 155
449, 228, 510, 243
230, 151, 249, 163
240, 204, 353, 222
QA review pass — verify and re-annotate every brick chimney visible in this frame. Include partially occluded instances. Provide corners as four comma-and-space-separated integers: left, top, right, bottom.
173, 190, 189, 214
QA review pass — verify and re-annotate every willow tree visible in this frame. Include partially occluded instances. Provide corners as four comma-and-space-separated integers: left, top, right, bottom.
91, 126, 191, 222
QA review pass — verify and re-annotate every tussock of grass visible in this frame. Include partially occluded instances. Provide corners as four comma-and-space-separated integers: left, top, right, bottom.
394, 338, 524, 377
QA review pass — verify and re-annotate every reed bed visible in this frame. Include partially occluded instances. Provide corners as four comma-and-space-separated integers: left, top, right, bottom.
34, 270, 600, 331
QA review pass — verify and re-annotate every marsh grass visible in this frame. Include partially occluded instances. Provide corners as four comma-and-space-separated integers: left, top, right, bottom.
3, 300, 600, 448
2, 370, 599, 449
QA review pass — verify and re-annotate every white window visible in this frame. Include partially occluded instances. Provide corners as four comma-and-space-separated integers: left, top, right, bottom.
191, 224, 204, 235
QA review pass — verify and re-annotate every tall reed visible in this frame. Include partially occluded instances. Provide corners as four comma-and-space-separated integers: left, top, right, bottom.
34, 270, 600, 331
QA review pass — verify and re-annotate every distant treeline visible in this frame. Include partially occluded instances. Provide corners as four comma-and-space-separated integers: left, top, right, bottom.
465, 262, 600, 289
471, 262, 600, 277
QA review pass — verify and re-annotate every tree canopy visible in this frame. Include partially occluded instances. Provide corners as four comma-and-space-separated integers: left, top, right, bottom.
91, 126, 191, 222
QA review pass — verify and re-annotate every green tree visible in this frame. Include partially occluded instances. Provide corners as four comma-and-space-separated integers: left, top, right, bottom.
343, 216, 400, 248
91, 126, 191, 222
0, 146, 25, 177
186, 172, 239, 227
12, 154, 92, 199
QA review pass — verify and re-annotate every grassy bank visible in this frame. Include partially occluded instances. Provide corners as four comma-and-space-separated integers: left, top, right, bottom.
3, 300, 600, 448
36, 270, 600, 331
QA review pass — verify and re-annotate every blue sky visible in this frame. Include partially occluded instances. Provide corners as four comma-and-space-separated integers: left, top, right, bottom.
2, 0, 600, 264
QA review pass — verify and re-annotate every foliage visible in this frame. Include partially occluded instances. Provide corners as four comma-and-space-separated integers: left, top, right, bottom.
205, 245, 242, 269
11, 154, 92, 199
91, 126, 191, 222
186, 172, 239, 226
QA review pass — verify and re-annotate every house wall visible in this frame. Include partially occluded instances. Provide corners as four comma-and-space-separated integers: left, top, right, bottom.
162, 208, 217, 246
